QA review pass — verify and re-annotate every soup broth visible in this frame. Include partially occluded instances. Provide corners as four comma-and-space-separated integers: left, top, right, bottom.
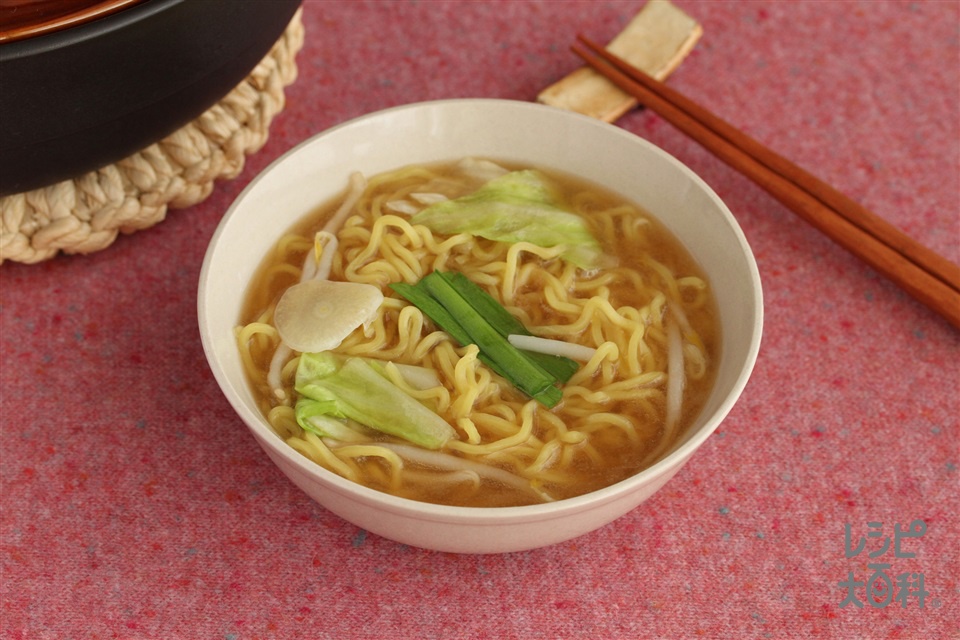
238, 159, 719, 507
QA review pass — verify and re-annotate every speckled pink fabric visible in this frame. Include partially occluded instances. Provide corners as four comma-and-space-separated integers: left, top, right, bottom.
2, 1, 957, 637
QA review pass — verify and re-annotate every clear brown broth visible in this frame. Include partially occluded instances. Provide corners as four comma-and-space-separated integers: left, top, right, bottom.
240, 160, 720, 507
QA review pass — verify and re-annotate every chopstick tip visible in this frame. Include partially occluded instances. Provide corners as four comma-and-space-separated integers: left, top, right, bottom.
575, 34, 604, 51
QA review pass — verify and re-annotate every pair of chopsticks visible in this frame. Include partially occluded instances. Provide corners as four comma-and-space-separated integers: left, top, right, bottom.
572, 36, 960, 330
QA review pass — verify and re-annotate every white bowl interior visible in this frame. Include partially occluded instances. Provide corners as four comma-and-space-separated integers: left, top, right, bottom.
199, 99, 763, 553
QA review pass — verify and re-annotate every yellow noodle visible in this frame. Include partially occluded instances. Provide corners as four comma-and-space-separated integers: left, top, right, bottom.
334, 445, 404, 490
236, 322, 278, 379
543, 281, 583, 315
279, 355, 301, 390
450, 345, 489, 419
289, 433, 358, 481
381, 361, 451, 413
446, 401, 537, 455
559, 441, 577, 468
560, 430, 586, 445
501, 242, 566, 304
456, 417, 482, 444
525, 439, 562, 474
236, 161, 718, 506
576, 412, 640, 442
268, 405, 300, 439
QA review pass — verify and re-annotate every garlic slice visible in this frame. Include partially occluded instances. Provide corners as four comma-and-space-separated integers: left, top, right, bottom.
274, 279, 384, 353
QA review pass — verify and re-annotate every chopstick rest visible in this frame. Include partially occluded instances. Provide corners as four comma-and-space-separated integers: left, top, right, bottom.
537, 0, 702, 122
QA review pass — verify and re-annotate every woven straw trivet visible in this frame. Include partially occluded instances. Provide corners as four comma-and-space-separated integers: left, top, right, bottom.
0, 8, 305, 265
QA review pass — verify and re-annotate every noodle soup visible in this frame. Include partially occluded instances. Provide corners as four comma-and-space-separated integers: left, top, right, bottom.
237, 158, 719, 507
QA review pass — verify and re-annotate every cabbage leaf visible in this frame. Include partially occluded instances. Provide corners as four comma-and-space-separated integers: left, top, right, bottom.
294, 352, 455, 449
409, 170, 602, 269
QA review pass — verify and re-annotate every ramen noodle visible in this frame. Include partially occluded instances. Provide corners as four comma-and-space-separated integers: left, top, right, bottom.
237, 159, 718, 507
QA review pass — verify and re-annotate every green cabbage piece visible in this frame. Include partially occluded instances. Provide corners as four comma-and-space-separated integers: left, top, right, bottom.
294, 352, 455, 449
294, 403, 368, 443
409, 170, 602, 269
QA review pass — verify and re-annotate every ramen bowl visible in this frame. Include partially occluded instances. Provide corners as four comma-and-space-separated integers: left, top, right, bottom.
198, 98, 763, 554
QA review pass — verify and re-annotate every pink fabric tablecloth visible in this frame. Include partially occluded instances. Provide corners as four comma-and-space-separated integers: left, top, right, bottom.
2, 1, 957, 637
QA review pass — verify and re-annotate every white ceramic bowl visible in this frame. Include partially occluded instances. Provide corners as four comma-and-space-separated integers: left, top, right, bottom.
198, 99, 763, 554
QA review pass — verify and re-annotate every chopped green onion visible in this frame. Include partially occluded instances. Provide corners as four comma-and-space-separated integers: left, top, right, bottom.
440, 272, 579, 383
391, 281, 520, 386
391, 271, 580, 408
389, 281, 473, 347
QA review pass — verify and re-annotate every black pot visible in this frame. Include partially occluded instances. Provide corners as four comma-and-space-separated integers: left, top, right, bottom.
0, 0, 302, 195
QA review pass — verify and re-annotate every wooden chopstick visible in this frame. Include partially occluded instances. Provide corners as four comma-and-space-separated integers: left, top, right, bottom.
572, 35, 960, 330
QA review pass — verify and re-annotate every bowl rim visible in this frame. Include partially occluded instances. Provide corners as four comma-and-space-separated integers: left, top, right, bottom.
198, 97, 764, 521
